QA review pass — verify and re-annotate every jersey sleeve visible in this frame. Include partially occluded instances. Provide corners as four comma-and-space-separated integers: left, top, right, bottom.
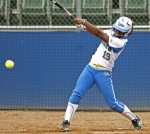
108, 36, 127, 48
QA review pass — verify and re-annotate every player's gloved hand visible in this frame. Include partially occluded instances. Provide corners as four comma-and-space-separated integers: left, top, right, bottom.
74, 18, 86, 25
74, 18, 86, 31
78, 24, 86, 31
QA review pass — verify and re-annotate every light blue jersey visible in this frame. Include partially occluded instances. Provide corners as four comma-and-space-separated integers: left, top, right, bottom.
91, 30, 128, 70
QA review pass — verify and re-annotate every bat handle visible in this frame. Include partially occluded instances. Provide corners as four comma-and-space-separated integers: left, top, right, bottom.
71, 15, 75, 19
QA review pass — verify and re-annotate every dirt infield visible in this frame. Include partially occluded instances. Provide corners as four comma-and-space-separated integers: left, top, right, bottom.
0, 111, 149, 134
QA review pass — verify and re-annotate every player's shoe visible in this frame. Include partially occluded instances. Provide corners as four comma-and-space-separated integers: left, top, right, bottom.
132, 116, 142, 130
60, 120, 70, 132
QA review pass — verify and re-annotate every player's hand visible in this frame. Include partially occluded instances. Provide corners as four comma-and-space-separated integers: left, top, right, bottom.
74, 18, 84, 25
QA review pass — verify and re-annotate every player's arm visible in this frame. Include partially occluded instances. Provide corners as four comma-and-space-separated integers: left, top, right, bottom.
74, 18, 109, 43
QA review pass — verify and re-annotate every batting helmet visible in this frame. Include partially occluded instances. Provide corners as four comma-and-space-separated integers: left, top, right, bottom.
113, 16, 133, 37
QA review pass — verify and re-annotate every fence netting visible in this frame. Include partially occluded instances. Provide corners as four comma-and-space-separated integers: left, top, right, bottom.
0, 0, 150, 26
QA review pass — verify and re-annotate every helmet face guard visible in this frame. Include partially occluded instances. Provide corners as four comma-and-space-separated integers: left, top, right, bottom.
113, 16, 132, 38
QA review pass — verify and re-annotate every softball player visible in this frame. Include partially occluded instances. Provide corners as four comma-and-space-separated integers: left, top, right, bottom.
60, 16, 142, 132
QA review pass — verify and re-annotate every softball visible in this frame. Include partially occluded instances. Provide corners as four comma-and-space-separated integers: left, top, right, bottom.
5, 60, 14, 69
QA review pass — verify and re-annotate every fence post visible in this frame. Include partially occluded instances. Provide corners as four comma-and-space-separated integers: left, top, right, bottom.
76, 0, 82, 32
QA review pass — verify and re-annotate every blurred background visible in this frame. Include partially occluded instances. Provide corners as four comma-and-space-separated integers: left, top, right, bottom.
0, 0, 150, 111
0, 0, 150, 26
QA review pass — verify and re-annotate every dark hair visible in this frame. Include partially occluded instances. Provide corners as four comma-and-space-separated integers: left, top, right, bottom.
128, 20, 135, 36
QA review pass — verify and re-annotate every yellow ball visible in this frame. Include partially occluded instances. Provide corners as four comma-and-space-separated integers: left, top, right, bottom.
5, 60, 14, 69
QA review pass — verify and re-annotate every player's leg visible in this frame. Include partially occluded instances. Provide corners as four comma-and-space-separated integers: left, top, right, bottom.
61, 65, 95, 131
94, 70, 142, 130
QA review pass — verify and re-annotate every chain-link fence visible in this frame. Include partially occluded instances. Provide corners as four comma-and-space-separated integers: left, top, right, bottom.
0, 0, 150, 27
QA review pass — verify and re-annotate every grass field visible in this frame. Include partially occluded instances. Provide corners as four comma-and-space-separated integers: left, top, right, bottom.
0, 111, 149, 134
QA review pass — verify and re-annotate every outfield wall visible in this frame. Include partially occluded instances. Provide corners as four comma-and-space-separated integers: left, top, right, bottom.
0, 32, 150, 110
